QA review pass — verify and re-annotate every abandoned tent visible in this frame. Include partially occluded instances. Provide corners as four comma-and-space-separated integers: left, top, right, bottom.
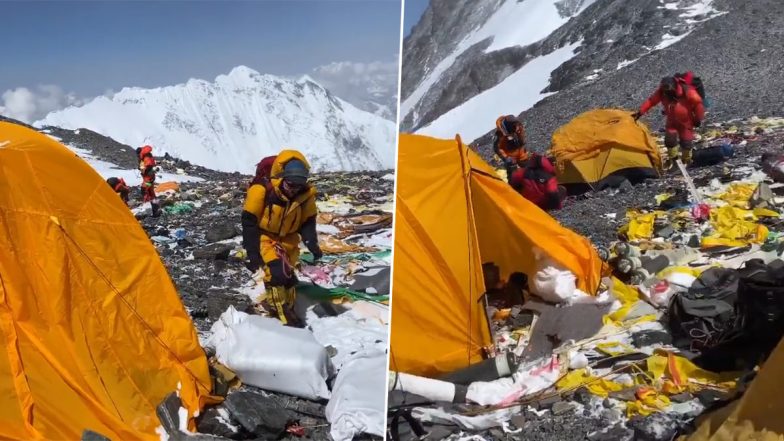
0, 122, 214, 440
389, 133, 605, 378
551, 108, 663, 194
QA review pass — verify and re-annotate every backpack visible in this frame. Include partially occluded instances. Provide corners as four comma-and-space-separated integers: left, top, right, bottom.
668, 267, 740, 352
736, 259, 784, 346
675, 72, 707, 102
251, 155, 277, 186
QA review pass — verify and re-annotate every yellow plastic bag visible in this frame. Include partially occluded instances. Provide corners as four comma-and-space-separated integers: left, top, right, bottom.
627, 213, 656, 240
717, 183, 757, 208
556, 369, 625, 398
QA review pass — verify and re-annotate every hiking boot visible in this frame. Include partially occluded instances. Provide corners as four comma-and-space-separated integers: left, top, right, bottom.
681, 148, 693, 167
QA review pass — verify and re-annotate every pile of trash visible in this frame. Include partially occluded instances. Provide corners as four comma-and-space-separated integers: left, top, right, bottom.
390, 117, 784, 441
134, 171, 393, 440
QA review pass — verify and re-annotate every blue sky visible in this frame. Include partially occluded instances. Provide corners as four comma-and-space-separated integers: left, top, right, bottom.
403, 0, 428, 36
1, 0, 401, 100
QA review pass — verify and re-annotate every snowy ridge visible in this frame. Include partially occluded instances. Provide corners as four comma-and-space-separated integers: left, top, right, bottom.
37, 66, 396, 174
418, 42, 582, 142
402, 0, 598, 131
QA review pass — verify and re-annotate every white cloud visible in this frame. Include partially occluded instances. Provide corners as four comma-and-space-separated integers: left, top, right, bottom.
0, 85, 86, 123
311, 58, 400, 120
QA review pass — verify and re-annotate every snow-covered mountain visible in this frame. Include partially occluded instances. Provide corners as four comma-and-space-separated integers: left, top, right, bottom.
36, 66, 396, 173
401, 0, 730, 143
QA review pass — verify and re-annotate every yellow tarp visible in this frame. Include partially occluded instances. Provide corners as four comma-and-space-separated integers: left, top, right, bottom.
702, 206, 769, 247
0, 122, 214, 440
551, 108, 662, 185
391, 134, 604, 377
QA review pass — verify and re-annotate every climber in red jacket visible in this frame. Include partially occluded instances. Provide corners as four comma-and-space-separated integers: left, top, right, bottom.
136, 145, 161, 217
633, 75, 705, 166
510, 153, 564, 211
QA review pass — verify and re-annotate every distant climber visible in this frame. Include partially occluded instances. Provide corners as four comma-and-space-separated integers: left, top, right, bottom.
106, 177, 130, 205
241, 151, 323, 326
509, 153, 565, 211
136, 145, 161, 217
632, 75, 705, 167
493, 115, 530, 181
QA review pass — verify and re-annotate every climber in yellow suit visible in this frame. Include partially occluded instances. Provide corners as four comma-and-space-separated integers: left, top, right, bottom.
241, 150, 323, 326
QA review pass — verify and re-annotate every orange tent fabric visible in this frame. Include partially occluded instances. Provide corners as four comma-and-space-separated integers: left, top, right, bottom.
0, 122, 214, 440
551, 108, 662, 185
155, 181, 180, 193
390, 134, 604, 377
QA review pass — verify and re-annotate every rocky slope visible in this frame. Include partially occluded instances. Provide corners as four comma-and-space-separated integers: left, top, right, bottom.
402, 0, 784, 151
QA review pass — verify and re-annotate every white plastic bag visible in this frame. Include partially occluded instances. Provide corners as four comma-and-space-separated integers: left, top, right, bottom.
326, 351, 386, 441
206, 306, 332, 400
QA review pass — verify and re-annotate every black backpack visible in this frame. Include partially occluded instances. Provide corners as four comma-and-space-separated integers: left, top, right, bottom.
675, 72, 706, 101
737, 259, 784, 345
668, 267, 740, 353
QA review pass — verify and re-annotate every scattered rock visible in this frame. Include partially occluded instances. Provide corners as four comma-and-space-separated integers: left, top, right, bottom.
551, 401, 578, 416
206, 222, 239, 243
628, 413, 679, 441
81, 430, 112, 441
669, 392, 694, 403
510, 413, 526, 429
588, 424, 634, 441
155, 392, 182, 436
224, 391, 294, 439
197, 406, 243, 439
193, 243, 233, 260
608, 388, 638, 402
207, 293, 252, 320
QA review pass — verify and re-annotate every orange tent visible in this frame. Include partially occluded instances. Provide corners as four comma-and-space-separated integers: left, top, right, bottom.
0, 122, 214, 440
390, 134, 604, 377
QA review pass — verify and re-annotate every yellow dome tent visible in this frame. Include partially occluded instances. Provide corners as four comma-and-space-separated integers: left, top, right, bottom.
551, 108, 663, 191
0, 122, 214, 440
390, 133, 605, 377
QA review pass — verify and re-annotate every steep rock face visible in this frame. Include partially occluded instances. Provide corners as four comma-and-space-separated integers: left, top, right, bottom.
472, 0, 784, 159
37, 66, 396, 173
401, 0, 734, 142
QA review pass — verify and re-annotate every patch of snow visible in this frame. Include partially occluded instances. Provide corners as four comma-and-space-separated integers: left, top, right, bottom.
74, 129, 80, 135
585, 73, 600, 80
382, 173, 395, 181
155, 425, 169, 441
655, 31, 691, 50
663, 2, 679, 10
417, 42, 582, 142
178, 406, 192, 433
401, 0, 597, 124
64, 144, 203, 186
616, 58, 640, 70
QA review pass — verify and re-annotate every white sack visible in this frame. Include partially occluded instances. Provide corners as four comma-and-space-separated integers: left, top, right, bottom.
326, 351, 387, 441
206, 306, 332, 400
